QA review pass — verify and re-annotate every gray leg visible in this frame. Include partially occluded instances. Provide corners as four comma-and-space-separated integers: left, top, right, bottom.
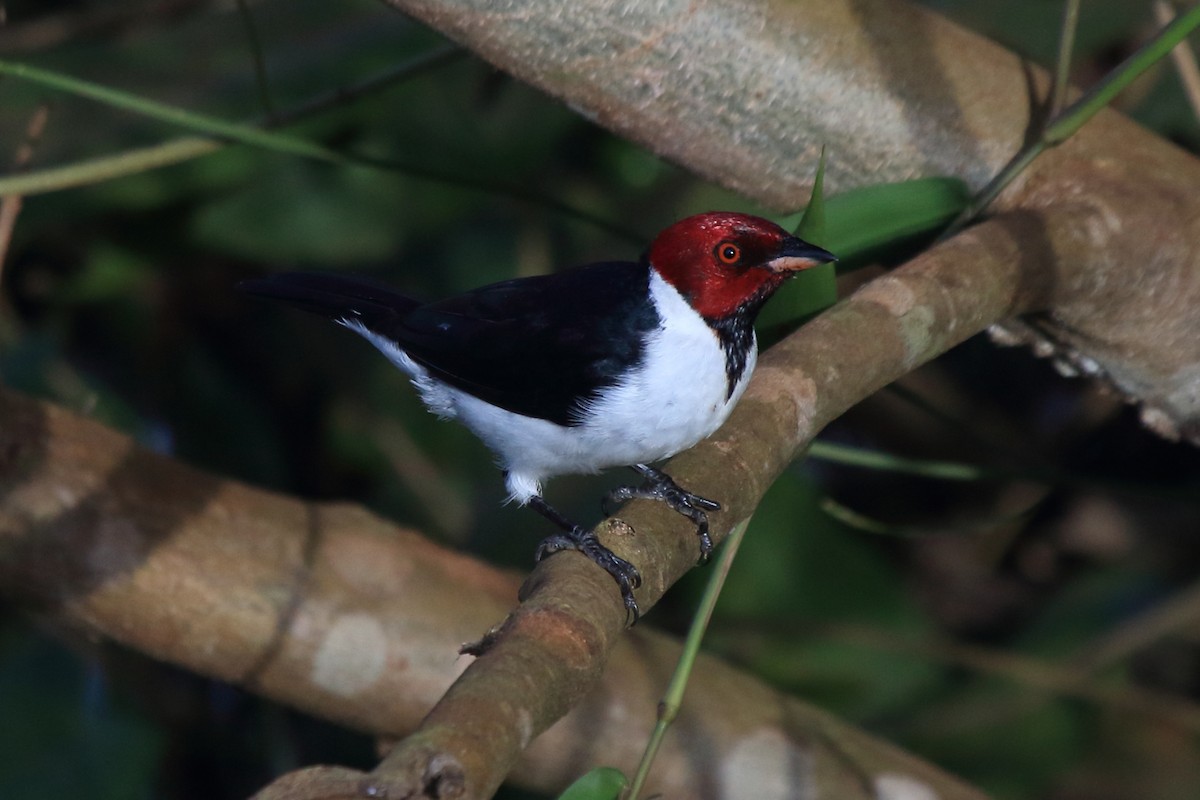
603, 464, 720, 562
528, 495, 643, 622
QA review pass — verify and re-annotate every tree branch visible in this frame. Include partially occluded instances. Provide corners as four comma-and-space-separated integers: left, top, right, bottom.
0, 208, 1075, 800
284, 208, 1073, 798
0, 313, 1000, 800
0, 209, 1091, 798
0, 196, 1103, 800
376, 0, 1200, 444
6, 0, 1200, 796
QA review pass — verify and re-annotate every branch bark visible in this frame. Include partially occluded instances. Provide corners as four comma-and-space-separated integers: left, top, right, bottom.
377, 0, 1200, 444
2, 210, 1068, 799
1, 352, 989, 800
6, 0, 1200, 797
278, 208, 1070, 798
0, 209, 1065, 796
0, 216, 1100, 798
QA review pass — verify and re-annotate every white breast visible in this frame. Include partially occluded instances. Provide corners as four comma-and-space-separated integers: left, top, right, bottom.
341, 271, 755, 504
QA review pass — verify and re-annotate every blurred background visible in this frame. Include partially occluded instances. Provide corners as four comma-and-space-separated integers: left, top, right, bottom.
2, 1, 1200, 798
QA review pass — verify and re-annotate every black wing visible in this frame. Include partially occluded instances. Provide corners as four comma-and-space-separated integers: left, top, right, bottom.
241, 262, 660, 426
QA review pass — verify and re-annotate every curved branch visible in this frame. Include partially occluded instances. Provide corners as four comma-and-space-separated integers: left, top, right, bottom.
244, 209, 1073, 798
0, 208, 1080, 798
377, 0, 1200, 444
0, 353, 992, 800
5, 0, 1198, 796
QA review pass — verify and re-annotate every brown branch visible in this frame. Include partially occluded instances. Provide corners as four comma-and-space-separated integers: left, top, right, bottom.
1155, 0, 1200, 122
5, 0, 1200, 795
0, 104, 49, 283
0, 209, 1105, 800
0, 386, 518, 735
0, 353, 995, 800
242, 208, 1075, 799
377, 0, 1200, 445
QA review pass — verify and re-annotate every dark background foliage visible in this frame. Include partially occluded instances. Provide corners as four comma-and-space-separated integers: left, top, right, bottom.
2, 1, 1199, 798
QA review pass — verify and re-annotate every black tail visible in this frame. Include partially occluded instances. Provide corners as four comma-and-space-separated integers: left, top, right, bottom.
239, 272, 421, 323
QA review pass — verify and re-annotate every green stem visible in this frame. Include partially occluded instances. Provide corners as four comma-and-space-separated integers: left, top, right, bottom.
0, 45, 462, 198
0, 59, 349, 164
940, 141, 1044, 238
943, 2, 1200, 237
0, 137, 223, 197
0, 51, 643, 242
1050, 0, 1082, 116
625, 517, 752, 800
819, 494, 1038, 538
1049, 2, 1200, 141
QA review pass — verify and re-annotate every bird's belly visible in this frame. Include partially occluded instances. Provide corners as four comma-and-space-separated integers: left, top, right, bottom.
446, 378, 734, 478
572, 344, 747, 469
362, 284, 756, 503
573, 292, 755, 466
471, 306, 754, 482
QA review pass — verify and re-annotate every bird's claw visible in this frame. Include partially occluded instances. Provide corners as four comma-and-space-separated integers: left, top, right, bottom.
536, 527, 643, 623
604, 464, 720, 563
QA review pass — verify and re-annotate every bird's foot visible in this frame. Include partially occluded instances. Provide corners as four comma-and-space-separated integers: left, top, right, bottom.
528, 496, 643, 622
604, 464, 720, 562
535, 528, 643, 622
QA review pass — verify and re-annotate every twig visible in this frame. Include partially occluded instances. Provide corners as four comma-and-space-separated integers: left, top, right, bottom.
0, 0, 209, 54
626, 517, 752, 800
943, 2, 1200, 237
370, 414, 474, 540
1155, 0, 1200, 122
0, 59, 352, 164
1050, 0, 1082, 116
0, 44, 461, 198
0, 52, 643, 243
0, 104, 50, 282
721, 618, 1200, 734
1073, 576, 1200, 670
806, 440, 1200, 502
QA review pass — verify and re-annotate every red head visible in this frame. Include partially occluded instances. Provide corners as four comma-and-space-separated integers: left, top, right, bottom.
647, 212, 836, 319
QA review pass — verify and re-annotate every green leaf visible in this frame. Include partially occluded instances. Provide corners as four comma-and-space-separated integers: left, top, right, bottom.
795, 146, 828, 245
824, 177, 969, 267
556, 767, 628, 800
758, 153, 837, 333
757, 176, 968, 340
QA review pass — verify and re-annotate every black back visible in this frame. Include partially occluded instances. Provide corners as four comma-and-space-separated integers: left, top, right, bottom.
242, 262, 660, 426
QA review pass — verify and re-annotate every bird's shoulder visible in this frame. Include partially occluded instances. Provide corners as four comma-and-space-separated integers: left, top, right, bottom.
406, 260, 651, 331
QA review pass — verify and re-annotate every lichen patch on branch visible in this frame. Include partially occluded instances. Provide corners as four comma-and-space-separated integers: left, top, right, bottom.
875, 773, 941, 800
719, 726, 815, 800
311, 612, 389, 697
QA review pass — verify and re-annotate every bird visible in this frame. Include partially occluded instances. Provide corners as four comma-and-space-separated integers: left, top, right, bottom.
241, 211, 836, 620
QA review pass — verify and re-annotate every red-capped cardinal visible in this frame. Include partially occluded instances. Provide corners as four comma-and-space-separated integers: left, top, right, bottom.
242, 212, 835, 620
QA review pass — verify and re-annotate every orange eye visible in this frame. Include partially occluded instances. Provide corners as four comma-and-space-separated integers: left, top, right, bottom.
715, 242, 741, 264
